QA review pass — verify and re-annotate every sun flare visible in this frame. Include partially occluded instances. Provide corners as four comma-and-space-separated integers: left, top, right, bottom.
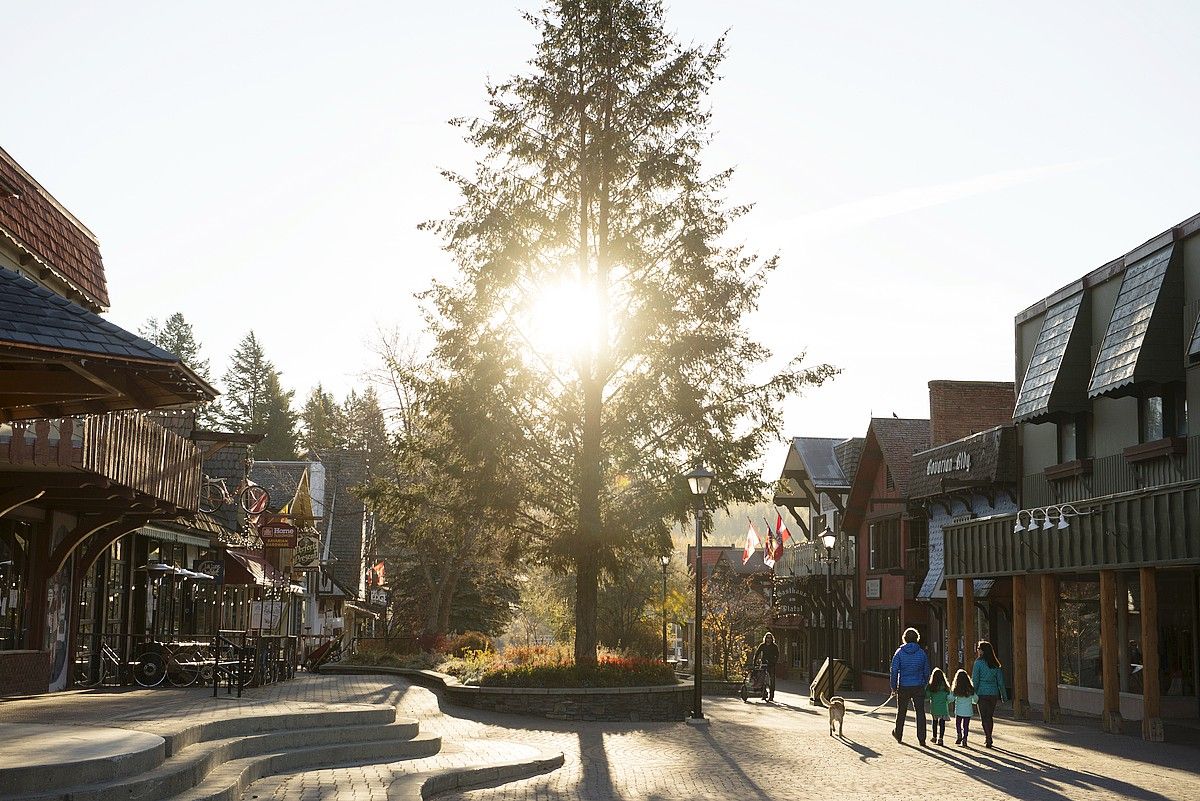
522, 278, 606, 364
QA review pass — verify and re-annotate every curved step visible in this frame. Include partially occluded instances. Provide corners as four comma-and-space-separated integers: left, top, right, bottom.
163, 734, 443, 801
6, 713, 414, 801
160, 704, 396, 756
0, 724, 166, 798
391, 750, 565, 800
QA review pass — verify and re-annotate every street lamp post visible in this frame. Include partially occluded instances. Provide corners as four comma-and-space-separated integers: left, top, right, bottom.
659, 554, 671, 664
685, 465, 714, 720
819, 528, 838, 667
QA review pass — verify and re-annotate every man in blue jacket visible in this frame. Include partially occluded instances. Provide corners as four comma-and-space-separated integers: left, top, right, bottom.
890, 627, 932, 745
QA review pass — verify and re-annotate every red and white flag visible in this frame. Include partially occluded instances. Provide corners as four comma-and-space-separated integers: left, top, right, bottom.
774, 513, 793, 562
762, 518, 777, 569
742, 521, 761, 565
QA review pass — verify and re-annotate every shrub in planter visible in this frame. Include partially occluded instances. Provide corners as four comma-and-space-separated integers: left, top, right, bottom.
447, 630, 493, 657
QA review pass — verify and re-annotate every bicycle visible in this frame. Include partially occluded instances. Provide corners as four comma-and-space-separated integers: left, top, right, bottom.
75, 641, 124, 688
198, 474, 270, 515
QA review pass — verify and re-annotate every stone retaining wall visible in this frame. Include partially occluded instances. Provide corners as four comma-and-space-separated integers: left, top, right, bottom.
321, 664, 691, 722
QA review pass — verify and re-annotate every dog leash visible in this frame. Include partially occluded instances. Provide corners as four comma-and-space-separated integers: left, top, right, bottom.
858, 694, 896, 716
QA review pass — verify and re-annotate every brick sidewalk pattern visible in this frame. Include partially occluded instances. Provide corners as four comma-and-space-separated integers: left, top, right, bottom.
3, 673, 1198, 801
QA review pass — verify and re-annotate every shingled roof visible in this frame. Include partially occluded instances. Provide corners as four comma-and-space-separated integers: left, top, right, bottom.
842, 417, 931, 533
0, 266, 215, 421
0, 146, 108, 308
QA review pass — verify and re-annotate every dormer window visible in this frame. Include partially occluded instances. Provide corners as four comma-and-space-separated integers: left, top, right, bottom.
1139, 385, 1186, 443
1057, 413, 1090, 462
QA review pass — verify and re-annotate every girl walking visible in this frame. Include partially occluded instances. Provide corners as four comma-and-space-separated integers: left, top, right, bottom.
972, 640, 1007, 748
950, 669, 978, 747
926, 668, 952, 745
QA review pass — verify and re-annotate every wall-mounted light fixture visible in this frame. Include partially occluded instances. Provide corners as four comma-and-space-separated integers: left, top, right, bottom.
1013, 504, 1087, 533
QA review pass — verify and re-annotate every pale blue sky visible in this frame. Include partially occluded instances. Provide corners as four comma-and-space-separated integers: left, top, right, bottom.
5, 1, 1200, 473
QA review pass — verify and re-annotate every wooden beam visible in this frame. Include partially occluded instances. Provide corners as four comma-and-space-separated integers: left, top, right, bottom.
0, 488, 45, 518
46, 514, 124, 576
1100, 569, 1122, 733
1011, 574, 1030, 719
946, 576, 960, 675
1140, 566, 1163, 741
963, 578, 976, 677
1041, 574, 1060, 722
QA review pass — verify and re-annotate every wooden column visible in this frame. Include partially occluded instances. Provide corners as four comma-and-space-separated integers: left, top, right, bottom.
1040, 573, 1060, 722
946, 577, 960, 675
963, 578, 976, 677
1011, 574, 1030, 719
1140, 566, 1163, 741
1100, 569, 1122, 733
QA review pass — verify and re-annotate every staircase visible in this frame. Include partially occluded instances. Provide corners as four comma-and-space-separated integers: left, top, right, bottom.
1, 704, 439, 801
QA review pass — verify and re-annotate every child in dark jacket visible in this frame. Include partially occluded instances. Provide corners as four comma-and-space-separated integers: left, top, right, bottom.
950, 669, 978, 746
926, 668, 952, 745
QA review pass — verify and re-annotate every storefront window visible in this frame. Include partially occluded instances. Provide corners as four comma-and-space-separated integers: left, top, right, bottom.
1058, 576, 1102, 689
0, 521, 33, 650
863, 607, 900, 673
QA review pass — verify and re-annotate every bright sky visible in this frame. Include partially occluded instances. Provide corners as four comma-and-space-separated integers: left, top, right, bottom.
6, 1, 1200, 478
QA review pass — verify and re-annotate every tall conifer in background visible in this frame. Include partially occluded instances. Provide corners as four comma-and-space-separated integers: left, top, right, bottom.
424, 0, 835, 665
299, 385, 345, 455
140, 312, 219, 427
221, 331, 298, 459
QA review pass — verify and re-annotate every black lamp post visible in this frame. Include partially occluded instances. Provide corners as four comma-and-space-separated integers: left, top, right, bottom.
819, 528, 838, 664
685, 465, 714, 720
659, 554, 671, 663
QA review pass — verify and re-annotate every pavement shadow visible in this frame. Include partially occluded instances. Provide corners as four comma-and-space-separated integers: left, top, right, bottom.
915, 740, 1179, 801
833, 735, 882, 763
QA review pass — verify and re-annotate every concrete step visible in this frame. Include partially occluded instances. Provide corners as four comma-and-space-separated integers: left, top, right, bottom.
163, 734, 443, 801
388, 750, 566, 800
0, 705, 402, 801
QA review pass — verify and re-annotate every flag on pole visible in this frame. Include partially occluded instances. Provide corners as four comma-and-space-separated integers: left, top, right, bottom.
742, 521, 761, 565
774, 513, 792, 562
762, 517, 776, 568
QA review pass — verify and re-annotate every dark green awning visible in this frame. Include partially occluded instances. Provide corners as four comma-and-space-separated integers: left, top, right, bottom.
1014, 292, 1089, 422
1088, 245, 1180, 399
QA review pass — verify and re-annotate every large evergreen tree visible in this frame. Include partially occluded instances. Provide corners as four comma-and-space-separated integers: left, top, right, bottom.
424, 0, 835, 665
342, 386, 390, 478
220, 331, 298, 459
140, 312, 219, 427
299, 384, 345, 455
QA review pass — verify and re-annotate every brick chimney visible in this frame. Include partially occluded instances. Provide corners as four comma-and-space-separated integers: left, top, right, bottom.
928, 380, 1015, 447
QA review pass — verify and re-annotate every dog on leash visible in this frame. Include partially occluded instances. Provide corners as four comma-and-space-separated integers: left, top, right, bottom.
820, 692, 846, 737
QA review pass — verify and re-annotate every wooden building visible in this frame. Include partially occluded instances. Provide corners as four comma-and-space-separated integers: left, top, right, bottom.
945, 212, 1200, 741
771, 436, 862, 682
0, 146, 215, 695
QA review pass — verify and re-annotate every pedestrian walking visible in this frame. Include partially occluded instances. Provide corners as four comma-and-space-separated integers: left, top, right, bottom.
950, 669, 978, 747
926, 667, 952, 745
889, 627, 932, 745
971, 640, 1007, 748
753, 632, 779, 702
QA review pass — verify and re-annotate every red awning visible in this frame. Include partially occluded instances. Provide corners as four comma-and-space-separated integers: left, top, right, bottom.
223, 549, 285, 587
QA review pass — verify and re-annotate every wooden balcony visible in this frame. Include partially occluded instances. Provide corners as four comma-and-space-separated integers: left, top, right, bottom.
945, 478, 1200, 578
0, 412, 200, 512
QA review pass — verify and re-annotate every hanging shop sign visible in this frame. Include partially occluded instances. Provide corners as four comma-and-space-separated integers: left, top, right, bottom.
369, 587, 390, 609
293, 531, 320, 569
259, 521, 298, 549
193, 559, 225, 583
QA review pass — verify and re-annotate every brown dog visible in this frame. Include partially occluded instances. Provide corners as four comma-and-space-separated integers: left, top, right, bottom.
821, 692, 846, 737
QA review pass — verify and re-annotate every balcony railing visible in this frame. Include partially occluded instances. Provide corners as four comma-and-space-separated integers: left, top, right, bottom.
0, 412, 200, 511
1023, 434, 1200, 508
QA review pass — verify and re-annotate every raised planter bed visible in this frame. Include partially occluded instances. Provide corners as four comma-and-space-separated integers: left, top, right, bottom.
321, 663, 692, 722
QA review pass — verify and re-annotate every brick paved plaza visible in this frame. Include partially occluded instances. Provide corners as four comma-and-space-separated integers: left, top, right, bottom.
3, 672, 1197, 801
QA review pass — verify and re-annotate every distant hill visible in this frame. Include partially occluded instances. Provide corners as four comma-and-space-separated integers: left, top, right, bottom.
672, 501, 794, 551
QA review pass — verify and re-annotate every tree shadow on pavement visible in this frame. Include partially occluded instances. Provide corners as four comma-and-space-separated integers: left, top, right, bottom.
696, 726, 774, 801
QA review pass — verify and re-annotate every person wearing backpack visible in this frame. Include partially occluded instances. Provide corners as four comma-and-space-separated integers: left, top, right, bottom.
971, 640, 1008, 748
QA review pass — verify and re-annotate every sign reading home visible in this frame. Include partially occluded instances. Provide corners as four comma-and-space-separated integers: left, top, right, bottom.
260, 521, 298, 549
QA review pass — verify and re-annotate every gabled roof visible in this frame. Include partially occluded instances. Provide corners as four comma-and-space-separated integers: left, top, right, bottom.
686, 544, 773, 579
0, 266, 215, 421
842, 417, 930, 533
0, 146, 108, 308
792, 437, 853, 490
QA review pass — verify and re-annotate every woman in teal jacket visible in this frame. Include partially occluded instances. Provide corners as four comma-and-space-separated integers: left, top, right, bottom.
971, 640, 1007, 748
